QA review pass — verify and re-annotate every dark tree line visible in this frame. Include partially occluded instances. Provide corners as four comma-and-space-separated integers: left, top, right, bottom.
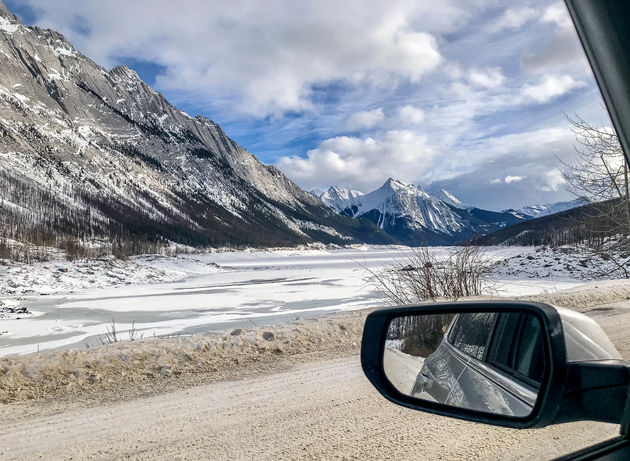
387, 314, 455, 357
0, 162, 314, 263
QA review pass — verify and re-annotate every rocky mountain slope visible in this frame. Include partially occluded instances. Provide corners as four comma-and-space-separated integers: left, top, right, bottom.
0, 1, 393, 253
319, 179, 525, 245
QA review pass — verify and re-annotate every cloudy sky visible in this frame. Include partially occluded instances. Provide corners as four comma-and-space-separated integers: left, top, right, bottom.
6, 0, 610, 210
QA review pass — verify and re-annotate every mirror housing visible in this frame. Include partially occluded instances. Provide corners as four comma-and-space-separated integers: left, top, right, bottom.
361, 301, 629, 429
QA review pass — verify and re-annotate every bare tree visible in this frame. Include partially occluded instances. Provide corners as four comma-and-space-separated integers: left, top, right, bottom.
387, 313, 455, 356
562, 113, 629, 204
560, 113, 630, 277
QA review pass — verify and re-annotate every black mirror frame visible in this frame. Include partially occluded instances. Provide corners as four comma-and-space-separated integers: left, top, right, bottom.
361, 301, 568, 429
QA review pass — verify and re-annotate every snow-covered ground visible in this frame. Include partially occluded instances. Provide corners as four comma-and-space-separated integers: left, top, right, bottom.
0, 245, 602, 356
493, 245, 623, 280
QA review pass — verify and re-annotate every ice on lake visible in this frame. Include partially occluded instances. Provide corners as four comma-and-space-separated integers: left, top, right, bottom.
0, 246, 587, 356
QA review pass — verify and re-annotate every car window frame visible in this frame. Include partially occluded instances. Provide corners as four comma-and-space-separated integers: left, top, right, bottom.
486, 313, 544, 390
446, 312, 499, 361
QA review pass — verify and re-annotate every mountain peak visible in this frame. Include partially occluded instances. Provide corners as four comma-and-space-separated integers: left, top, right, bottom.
382, 177, 407, 191
110, 65, 141, 80
323, 185, 362, 198
508, 197, 590, 218
431, 188, 464, 208
320, 186, 363, 212
329, 185, 347, 195
378, 178, 432, 198
0, 0, 20, 27
440, 189, 460, 203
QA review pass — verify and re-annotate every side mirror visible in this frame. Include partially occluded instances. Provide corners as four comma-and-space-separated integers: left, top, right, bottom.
361, 301, 628, 429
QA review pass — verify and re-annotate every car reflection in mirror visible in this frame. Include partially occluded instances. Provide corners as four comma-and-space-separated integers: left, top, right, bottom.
383, 311, 546, 418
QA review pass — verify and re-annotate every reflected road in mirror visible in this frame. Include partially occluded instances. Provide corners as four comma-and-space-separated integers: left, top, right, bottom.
383, 311, 546, 418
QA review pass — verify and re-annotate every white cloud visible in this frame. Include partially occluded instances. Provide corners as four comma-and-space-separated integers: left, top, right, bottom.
489, 7, 538, 33
505, 175, 524, 184
490, 178, 502, 184
437, 127, 576, 178
540, 168, 566, 191
541, 2, 573, 31
346, 108, 385, 131
396, 105, 425, 125
521, 74, 585, 104
468, 67, 505, 88
345, 105, 425, 131
276, 130, 433, 190
23, 0, 446, 118
522, 2, 587, 73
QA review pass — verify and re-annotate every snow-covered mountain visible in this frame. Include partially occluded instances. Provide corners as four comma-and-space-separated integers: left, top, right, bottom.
319, 177, 591, 245
319, 186, 364, 214
0, 1, 394, 250
505, 198, 590, 219
320, 179, 525, 245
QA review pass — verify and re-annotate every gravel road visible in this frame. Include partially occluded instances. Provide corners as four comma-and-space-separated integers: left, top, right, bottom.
0, 355, 620, 460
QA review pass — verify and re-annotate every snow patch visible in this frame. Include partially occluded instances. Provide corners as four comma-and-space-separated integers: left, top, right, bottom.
53, 46, 76, 58
0, 17, 19, 34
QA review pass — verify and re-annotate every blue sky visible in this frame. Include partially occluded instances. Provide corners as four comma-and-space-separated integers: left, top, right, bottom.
5, 0, 608, 210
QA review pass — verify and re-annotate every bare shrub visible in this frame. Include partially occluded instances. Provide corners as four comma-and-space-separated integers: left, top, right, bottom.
365, 244, 494, 305
98, 319, 119, 345
128, 321, 143, 341
98, 319, 143, 345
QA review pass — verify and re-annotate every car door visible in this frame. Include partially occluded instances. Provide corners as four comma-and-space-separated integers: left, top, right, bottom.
444, 312, 540, 417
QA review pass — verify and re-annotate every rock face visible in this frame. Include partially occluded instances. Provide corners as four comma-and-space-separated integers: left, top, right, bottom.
320, 179, 527, 245
0, 1, 393, 249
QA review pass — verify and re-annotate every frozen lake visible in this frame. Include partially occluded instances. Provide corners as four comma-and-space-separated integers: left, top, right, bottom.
0, 246, 587, 356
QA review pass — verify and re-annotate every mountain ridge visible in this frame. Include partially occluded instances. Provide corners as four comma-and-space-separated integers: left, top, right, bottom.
0, 0, 394, 255
477, 198, 609, 246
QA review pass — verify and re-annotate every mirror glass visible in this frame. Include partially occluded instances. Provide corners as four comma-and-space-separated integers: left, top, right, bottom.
383, 311, 546, 418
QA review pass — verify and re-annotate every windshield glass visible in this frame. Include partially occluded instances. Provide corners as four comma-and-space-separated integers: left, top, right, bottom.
0, 0, 626, 459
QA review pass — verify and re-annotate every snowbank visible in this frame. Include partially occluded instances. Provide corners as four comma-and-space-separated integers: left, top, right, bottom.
0, 308, 368, 403
523, 279, 630, 311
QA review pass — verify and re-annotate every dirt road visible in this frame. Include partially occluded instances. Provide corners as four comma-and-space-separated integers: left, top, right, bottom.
1, 281, 629, 460
0, 356, 619, 460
